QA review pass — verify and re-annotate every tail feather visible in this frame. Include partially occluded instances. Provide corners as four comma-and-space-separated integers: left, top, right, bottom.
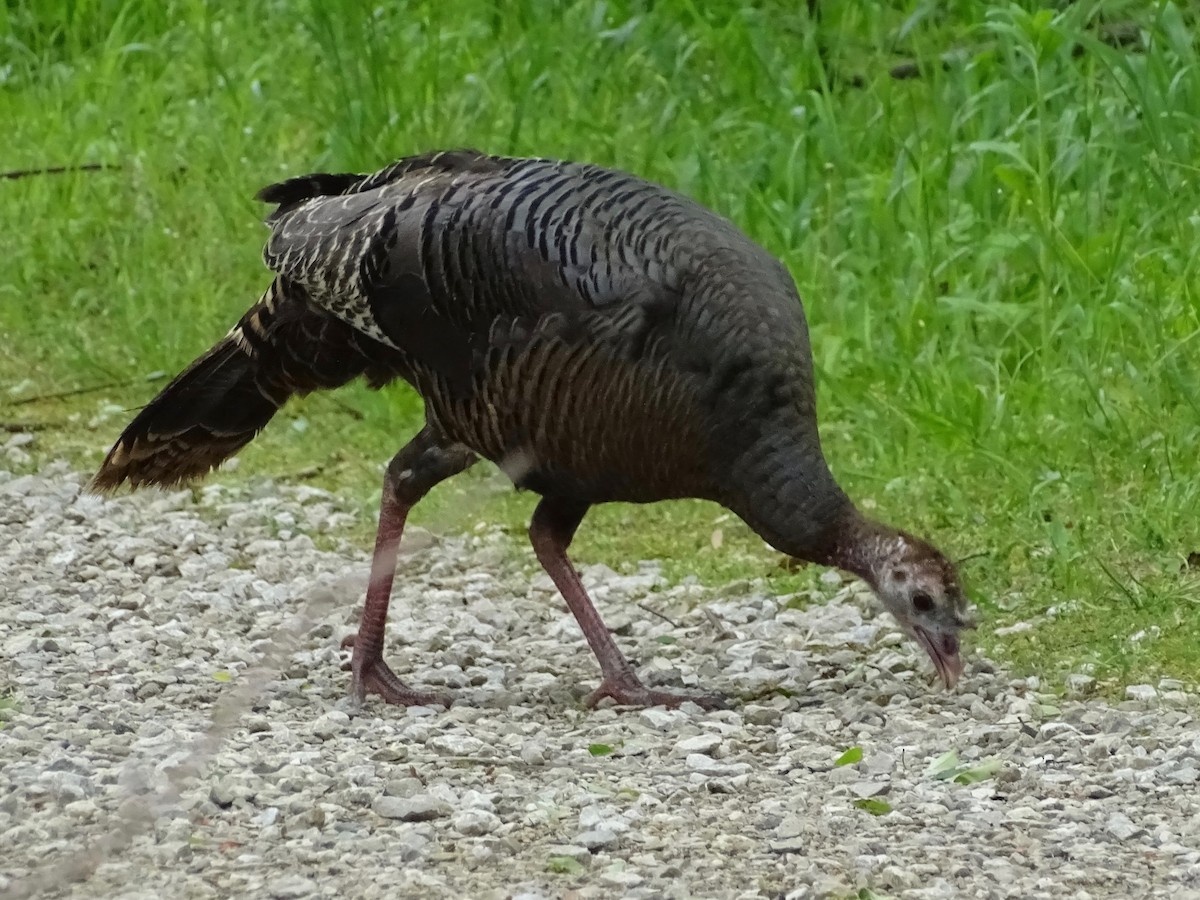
254, 172, 363, 217
254, 149, 495, 222
90, 339, 277, 491
90, 280, 404, 493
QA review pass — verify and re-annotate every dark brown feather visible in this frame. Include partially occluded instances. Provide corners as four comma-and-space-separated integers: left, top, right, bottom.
90, 281, 405, 492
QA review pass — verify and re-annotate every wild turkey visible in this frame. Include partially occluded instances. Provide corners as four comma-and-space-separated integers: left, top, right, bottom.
92, 149, 972, 709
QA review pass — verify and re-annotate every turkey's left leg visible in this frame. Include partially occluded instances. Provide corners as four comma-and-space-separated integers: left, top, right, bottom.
347, 427, 476, 705
529, 497, 724, 710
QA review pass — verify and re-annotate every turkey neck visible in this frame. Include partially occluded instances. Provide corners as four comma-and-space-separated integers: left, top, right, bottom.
718, 424, 893, 584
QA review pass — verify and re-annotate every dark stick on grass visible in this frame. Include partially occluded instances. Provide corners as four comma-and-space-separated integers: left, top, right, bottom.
291, 465, 327, 481
0, 163, 118, 181
703, 609, 737, 642
328, 397, 365, 420
8, 372, 167, 407
844, 20, 1144, 89
635, 602, 681, 630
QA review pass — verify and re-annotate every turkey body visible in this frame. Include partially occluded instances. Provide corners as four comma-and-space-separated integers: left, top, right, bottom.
265, 152, 831, 513
94, 150, 970, 710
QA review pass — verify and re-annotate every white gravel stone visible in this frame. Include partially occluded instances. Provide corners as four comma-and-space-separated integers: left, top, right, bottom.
452, 808, 501, 835
866, 752, 896, 775
429, 733, 487, 756
674, 733, 722, 755
311, 710, 350, 739
1065, 673, 1095, 694
743, 704, 783, 726
545, 844, 591, 864
1, 464, 1198, 900
1105, 812, 1143, 841
373, 795, 452, 821
639, 708, 685, 730
269, 874, 318, 899
1165, 766, 1198, 785
576, 829, 620, 850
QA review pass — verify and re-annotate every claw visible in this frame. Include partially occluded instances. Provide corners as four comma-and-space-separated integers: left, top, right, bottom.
586, 674, 727, 710
345, 634, 451, 707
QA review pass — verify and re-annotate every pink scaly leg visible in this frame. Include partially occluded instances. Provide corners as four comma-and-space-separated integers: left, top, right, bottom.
345, 428, 475, 706
528, 498, 724, 710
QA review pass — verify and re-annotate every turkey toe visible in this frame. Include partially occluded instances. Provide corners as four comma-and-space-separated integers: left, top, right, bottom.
586, 675, 728, 711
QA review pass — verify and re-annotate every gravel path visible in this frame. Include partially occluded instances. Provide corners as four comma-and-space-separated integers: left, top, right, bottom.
2, 459, 1198, 899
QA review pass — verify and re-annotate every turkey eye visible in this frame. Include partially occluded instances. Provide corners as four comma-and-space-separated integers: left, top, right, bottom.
912, 592, 934, 613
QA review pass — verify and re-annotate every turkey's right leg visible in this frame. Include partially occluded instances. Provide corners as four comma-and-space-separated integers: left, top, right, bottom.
346, 427, 476, 706
528, 497, 725, 710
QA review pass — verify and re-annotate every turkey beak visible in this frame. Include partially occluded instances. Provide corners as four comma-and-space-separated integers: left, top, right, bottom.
913, 626, 964, 690
938, 637, 965, 689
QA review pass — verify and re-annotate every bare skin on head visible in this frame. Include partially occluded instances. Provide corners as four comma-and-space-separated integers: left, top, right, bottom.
862, 533, 973, 688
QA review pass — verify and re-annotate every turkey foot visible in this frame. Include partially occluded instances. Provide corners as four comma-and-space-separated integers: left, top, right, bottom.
340, 634, 450, 707
586, 673, 727, 710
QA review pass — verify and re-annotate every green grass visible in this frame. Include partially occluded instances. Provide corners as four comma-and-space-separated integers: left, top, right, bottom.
2, 0, 1197, 693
